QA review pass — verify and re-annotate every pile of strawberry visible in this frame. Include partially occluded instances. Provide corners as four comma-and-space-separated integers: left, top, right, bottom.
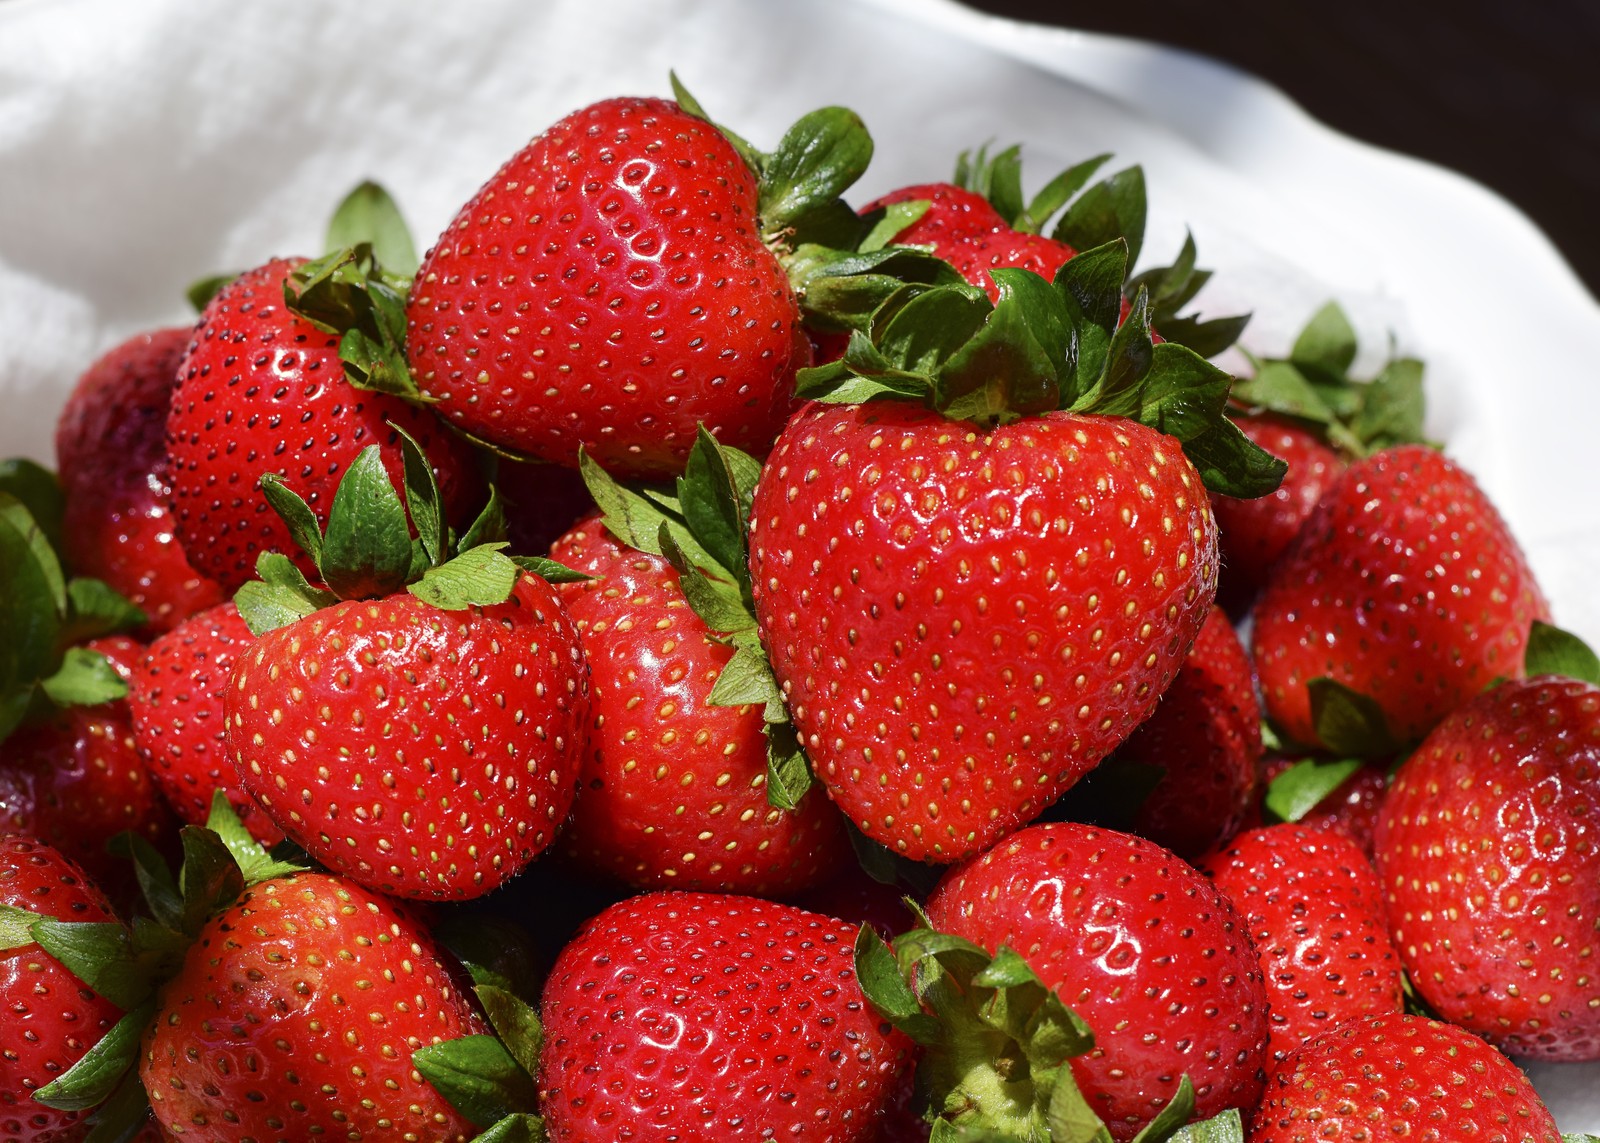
1, 80, 1596, 1143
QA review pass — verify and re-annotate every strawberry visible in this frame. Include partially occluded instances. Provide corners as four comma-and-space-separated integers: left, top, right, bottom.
1249, 1013, 1561, 1143
165, 256, 481, 591
1060, 604, 1261, 858
1253, 444, 1548, 750
142, 871, 486, 1143
549, 508, 848, 895
406, 86, 900, 479
0, 836, 124, 1143
53, 327, 225, 634
748, 238, 1284, 863
917, 822, 1270, 1140
537, 890, 911, 1141
225, 433, 590, 900
126, 602, 278, 845
1200, 823, 1403, 1065
1376, 669, 1600, 1060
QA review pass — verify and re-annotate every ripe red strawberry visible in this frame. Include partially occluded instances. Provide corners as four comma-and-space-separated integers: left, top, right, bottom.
550, 512, 848, 895
1066, 604, 1261, 858
1253, 445, 1547, 749
1210, 413, 1344, 612
537, 891, 911, 1141
924, 822, 1270, 1139
1249, 1013, 1561, 1143
0, 636, 173, 891
141, 871, 486, 1143
0, 836, 124, 1143
54, 327, 225, 634
406, 96, 816, 478
748, 402, 1221, 862
1376, 674, 1600, 1060
1200, 823, 1403, 1065
166, 257, 480, 591
126, 602, 279, 845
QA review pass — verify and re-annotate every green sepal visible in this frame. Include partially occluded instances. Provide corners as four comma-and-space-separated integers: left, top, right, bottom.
325, 181, 419, 277
1308, 678, 1400, 757
176, 823, 248, 937
258, 474, 325, 566
955, 142, 1025, 228
789, 243, 968, 333
938, 268, 1066, 424
860, 200, 931, 252
470, 1113, 548, 1143
1561, 1134, 1600, 1143
435, 915, 544, 1004
758, 106, 874, 249
234, 552, 339, 636
0, 903, 38, 949
1263, 758, 1366, 824
186, 272, 237, 313
669, 72, 762, 173
845, 824, 945, 898
410, 544, 522, 610
0, 495, 68, 692
1127, 231, 1248, 358
38, 646, 128, 707
0, 458, 64, 560
1163, 1105, 1242, 1143
414, 1035, 539, 1130
61, 578, 147, 644
764, 721, 813, 811
1289, 301, 1358, 385
1020, 154, 1113, 235
475, 984, 544, 1078
853, 925, 943, 1045
285, 245, 423, 401
204, 790, 308, 887
107, 832, 183, 933
318, 444, 414, 600
30, 921, 151, 1010
394, 422, 448, 568
1052, 166, 1147, 268
508, 555, 590, 585
460, 485, 509, 553
678, 427, 753, 587
1525, 620, 1600, 684
80, 1065, 152, 1143
1349, 356, 1426, 450
1127, 1076, 1195, 1143
33, 999, 156, 1111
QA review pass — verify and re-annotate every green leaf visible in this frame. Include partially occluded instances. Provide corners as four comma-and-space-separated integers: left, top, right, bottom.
1176, 418, 1287, 500
706, 642, 785, 711
31, 921, 150, 1010
409, 544, 521, 610
33, 999, 155, 1111
578, 450, 673, 558
1290, 301, 1358, 384
204, 791, 306, 886
1351, 357, 1426, 449
1020, 153, 1112, 234
845, 823, 945, 898
1308, 678, 1399, 756
62, 579, 147, 643
81, 1063, 151, 1143
1079, 287, 1153, 418
1054, 239, 1128, 336
853, 926, 942, 1045
0, 491, 67, 616
668, 72, 762, 174
471, 1113, 548, 1143
764, 722, 813, 811
507, 555, 590, 585
258, 475, 324, 565
963, 143, 1025, 227
1229, 360, 1333, 424
758, 107, 873, 238
186, 272, 237, 313
1045, 1072, 1114, 1143
475, 984, 544, 1078
1524, 620, 1600, 684
0, 458, 64, 560
1053, 166, 1147, 268
678, 427, 749, 584
317, 445, 414, 600
1127, 1075, 1195, 1143
1263, 758, 1366, 824
288, 247, 423, 401
414, 1035, 539, 1129
460, 485, 508, 554
1134, 344, 1232, 443
107, 832, 182, 933
234, 552, 337, 636
860, 200, 930, 251
936, 270, 1061, 424
875, 285, 992, 381
1562, 1135, 1600, 1143
39, 647, 128, 707
177, 825, 247, 937
1167, 1107, 1244, 1143
393, 423, 446, 567
325, 181, 419, 277
0, 903, 39, 949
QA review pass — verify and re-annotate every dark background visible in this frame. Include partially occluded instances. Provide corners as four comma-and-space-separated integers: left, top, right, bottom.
965, 0, 1600, 298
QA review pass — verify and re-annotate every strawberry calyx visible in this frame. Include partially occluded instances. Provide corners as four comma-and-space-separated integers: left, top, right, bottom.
234, 425, 585, 637
796, 239, 1286, 498
0, 467, 147, 743
0, 793, 312, 1141
412, 976, 547, 1143
577, 426, 816, 811
1229, 301, 1429, 457
1524, 619, 1600, 684
853, 922, 1242, 1142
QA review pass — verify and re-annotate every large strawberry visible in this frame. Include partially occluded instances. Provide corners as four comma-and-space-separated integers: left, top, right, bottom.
0, 836, 125, 1143
1249, 1013, 1561, 1143
406, 83, 900, 479
1253, 444, 1547, 751
748, 242, 1284, 862
225, 431, 590, 900
54, 327, 225, 634
536, 891, 911, 1141
1376, 648, 1600, 1060
1200, 823, 1403, 1065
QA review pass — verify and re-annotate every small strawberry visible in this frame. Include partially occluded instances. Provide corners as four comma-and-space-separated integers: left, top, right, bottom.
126, 602, 278, 844
1249, 1013, 1561, 1143
225, 431, 591, 900
915, 822, 1271, 1140
1253, 444, 1547, 750
0, 836, 125, 1143
1200, 823, 1403, 1065
54, 327, 225, 634
1376, 657, 1600, 1060
537, 891, 911, 1141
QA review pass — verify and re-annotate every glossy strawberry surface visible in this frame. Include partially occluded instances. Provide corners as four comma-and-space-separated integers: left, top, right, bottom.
538, 891, 911, 1142
166, 258, 480, 591
1376, 675, 1600, 1060
551, 516, 847, 895
748, 401, 1218, 862
54, 326, 225, 634
407, 97, 809, 478
926, 822, 1270, 1140
1249, 1013, 1561, 1143
1253, 445, 1547, 747
226, 575, 590, 899
0, 837, 123, 1143
1201, 823, 1403, 1065
141, 873, 485, 1143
